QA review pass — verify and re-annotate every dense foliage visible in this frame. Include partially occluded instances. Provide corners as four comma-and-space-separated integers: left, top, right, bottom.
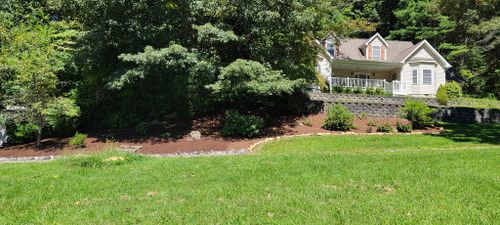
352, 0, 499, 98
400, 99, 434, 129
222, 110, 264, 138
0, 0, 498, 144
436, 85, 449, 105
322, 104, 354, 131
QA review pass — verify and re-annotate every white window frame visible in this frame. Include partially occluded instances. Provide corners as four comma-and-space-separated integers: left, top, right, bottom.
422, 68, 433, 85
372, 45, 381, 60
412, 69, 418, 85
326, 40, 336, 58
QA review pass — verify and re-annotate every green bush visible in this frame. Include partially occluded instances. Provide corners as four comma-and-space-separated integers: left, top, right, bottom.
322, 104, 354, 131
332, 86, 343, 93
375, 88, 386, 96
396, 120, 413, 133
367, 120, 377, 127
5, 122, 38, 144
436, 85, 449, 105
342, 87, 353, 94
366, 87, 376, 95
400, 99, 434, 129
69, 132, 87, 148
315, 72, 329, 93
222, 110, 264, 137
353, 87, 364, 94
376, 123, 393, 133
444, 81, 462, 99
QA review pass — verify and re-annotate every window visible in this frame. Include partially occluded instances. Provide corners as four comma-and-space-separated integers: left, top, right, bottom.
423, 69, 433, 84
326, 41, 335, 57
412, 69, 418, 84
372, 45, 381, 60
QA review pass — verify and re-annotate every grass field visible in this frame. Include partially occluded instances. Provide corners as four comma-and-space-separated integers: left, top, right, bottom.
0, 123, 499, 224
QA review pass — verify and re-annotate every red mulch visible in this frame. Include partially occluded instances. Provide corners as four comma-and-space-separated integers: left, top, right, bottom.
0, 113, 441, 158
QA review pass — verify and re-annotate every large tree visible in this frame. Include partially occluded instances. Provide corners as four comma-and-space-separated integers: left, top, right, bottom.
0, 2, 80, 146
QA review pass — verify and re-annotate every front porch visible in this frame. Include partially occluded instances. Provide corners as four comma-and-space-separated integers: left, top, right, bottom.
328, 77, 408, 95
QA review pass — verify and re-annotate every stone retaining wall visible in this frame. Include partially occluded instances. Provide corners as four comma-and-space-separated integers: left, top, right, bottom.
308, 91, 500, 123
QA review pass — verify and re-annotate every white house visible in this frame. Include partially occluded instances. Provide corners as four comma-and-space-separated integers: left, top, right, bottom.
315, 32, 452, 97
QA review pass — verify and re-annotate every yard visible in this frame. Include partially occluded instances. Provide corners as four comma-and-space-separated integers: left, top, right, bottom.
0, 123, 499, 224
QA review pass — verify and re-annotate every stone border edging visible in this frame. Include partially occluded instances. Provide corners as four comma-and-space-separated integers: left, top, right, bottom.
0, 155, 59, 163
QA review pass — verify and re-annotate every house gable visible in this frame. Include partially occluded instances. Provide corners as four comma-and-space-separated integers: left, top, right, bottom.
400, 40, 452, 69
361, 33, 389, 61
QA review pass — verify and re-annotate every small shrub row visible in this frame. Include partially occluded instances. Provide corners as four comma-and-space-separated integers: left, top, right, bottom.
331, 86, 387, 96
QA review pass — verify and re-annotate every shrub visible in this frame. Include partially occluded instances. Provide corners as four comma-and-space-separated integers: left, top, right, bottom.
444, 81, 462, 99
366, 87, 376, 95
436, 85, 449, 105
376, 123, 393, 133
367, 119, 377, 127
302, 119, 313, 127
332, 86, 343, 93
396, 120, 413, 133
322, 104, 354, 131
69, 132, 87, 148
353, 87, 364, 94
375, 88, 386, 96
400, 99, 434, 129
222, 110, 264, 137
315, 72, 329, 93
342, 87, 353, 94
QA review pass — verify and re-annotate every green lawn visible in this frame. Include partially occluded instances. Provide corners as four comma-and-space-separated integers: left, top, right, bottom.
0, 124, 499, 224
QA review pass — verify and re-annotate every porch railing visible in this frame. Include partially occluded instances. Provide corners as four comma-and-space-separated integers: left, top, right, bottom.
329, 77, 407, 95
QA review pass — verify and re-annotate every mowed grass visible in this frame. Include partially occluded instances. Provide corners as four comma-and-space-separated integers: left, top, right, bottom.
0, 124, 499, 224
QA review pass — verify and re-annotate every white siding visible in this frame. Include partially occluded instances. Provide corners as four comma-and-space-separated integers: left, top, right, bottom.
400, 48, 446, 96
317, 55, 331, 79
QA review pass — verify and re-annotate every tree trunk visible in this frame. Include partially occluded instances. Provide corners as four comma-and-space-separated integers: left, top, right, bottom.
36, 128, 42, 148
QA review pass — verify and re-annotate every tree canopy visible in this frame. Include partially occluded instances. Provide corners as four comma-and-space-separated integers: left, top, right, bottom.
0, 0, 498, 143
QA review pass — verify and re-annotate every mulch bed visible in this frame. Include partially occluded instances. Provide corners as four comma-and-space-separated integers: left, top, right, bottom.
0, 113, 441, 158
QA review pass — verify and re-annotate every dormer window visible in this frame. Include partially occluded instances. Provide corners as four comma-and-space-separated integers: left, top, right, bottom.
372, 45, 381, 60
326, 40, 336, 57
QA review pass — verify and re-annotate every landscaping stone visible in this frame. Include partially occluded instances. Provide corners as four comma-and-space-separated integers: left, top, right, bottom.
119, 145, 143, 153
189, 130, 202, 140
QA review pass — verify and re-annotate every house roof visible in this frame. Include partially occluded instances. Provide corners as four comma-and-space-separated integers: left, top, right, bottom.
320, 32, 452, 69
339, 38, 414, 62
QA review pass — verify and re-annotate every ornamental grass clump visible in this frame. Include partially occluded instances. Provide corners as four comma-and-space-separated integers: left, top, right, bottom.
322, 104, 354, 131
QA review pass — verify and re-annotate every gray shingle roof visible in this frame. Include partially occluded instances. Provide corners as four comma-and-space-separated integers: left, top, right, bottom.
337, 38, 415, 63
